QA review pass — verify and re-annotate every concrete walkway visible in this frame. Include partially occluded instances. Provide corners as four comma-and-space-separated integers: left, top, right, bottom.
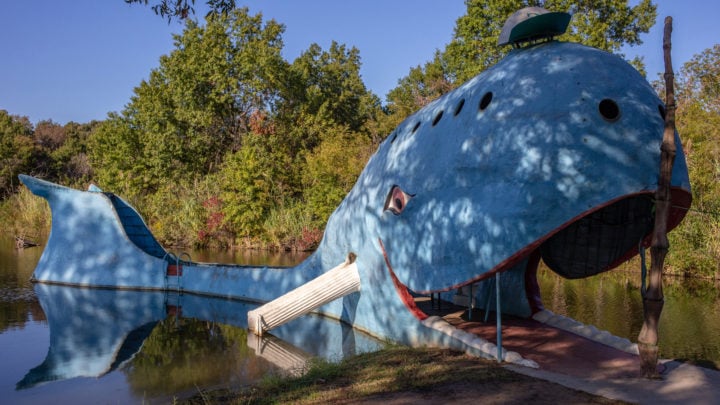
418, 298, 720, 404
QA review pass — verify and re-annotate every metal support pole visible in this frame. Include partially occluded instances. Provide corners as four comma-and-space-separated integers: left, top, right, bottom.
468, 284, 473, 320
496, 272, 503, 362
484, 281, 493, 323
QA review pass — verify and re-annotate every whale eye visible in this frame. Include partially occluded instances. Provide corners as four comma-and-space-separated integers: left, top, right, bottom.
384, 185, 414, 215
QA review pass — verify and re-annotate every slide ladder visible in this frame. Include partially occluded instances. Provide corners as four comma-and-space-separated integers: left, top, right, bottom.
248, 255, 361, 336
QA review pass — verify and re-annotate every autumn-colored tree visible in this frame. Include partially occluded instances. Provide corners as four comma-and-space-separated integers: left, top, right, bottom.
51, 121, 97, 183
33, 120, 97, 185
385, 51, 451, 119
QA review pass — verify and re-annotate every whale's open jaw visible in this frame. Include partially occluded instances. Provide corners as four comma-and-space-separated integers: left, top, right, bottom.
540, 190, 691, 279
379, 189, 692, 321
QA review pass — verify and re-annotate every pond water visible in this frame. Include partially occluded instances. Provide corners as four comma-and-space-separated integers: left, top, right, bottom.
537, 264, 720, 365
0, 239, 382, 404
1, 237, 719, 403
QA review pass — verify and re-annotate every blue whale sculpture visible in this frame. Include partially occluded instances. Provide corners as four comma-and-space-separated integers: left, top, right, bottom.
19, 25, 691, 364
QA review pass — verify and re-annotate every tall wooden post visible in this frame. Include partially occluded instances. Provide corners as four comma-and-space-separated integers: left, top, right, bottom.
638, 16, 676, 379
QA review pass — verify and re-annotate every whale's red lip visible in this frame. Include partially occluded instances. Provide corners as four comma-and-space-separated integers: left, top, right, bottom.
378, 238, 428, 321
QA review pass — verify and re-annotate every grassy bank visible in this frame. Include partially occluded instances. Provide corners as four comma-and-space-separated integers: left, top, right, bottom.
179, 346, 622, 404
2, 184, 718, 279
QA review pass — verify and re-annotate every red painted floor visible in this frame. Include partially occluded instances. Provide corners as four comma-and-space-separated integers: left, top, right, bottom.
416, 297, 645, 379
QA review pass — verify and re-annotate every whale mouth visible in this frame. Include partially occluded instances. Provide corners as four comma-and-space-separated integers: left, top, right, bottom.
540, 190, 691, 279
541, 194, 655, 279
379, 190, 692, 320
378, 238, 429, 320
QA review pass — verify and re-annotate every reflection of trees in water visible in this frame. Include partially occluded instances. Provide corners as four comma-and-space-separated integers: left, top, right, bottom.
538, 264, 720, 366
660, 278, 720, 365
188, 248, 310, 267
0, 299, 45, 332
0, 238, 46, 331
125, 317, 278, 396
539, 264, 643, 340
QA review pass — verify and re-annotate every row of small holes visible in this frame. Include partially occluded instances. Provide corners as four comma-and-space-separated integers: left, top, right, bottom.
397, 95, 635, 140
421, 91, 494, 131
393, 94, 666, 143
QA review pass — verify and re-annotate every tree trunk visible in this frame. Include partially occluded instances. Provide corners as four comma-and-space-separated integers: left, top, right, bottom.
638, 16, 676, 379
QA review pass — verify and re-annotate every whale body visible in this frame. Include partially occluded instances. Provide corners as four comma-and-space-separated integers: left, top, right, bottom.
19, 39, 691, 360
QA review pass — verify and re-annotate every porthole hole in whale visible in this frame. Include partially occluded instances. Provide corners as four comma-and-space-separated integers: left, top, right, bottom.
598, 98, 620, 122
432, 110, 444, 126
411, 121, 421, 133
540, 194, 655, 279
454, 98, 465, 116
479, 91, 493, 111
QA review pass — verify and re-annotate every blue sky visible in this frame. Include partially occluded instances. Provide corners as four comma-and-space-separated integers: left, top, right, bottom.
1, 1, 717, 125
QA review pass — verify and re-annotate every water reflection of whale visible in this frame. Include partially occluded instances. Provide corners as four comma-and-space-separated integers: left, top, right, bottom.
17, 284, 382, 390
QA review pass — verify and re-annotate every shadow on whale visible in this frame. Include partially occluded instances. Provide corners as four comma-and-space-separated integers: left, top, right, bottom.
19, 8, 691, 366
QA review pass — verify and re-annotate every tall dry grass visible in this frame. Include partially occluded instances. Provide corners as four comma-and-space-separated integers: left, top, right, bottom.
0, 186, 50, 241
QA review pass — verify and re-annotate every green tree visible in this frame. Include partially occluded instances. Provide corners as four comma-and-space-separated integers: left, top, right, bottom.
218, 132, 287, 239
125, 0, 236, 21
676, 44, 720, 114
286, 42, 378, 133
302, 125, 374, 227
665, 45, 720, 275
87, 7, 385, 247
0, 111, 36, 197
90, 8, 287, 194
274, 41, 381, 166
558, 0, 656, 55
89, 113, 146, 196
389, 0, 657, 116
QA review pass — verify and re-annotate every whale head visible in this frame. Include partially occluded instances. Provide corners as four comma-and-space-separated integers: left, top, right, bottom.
314, 40, 691, 323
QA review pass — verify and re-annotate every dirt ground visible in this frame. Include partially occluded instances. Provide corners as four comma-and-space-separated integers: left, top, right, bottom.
352, 378, 624, 404
183, 348, 626, 404
324, 355, 625, 405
